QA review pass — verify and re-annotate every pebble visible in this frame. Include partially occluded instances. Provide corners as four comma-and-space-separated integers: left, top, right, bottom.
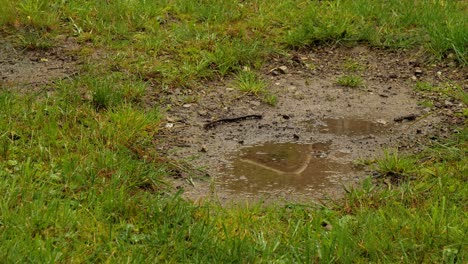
250, 100, 261, 106
278, 65, 288, 73
376, 119, 388, 125
444, 100, 453, 107
183, 104, 192, 108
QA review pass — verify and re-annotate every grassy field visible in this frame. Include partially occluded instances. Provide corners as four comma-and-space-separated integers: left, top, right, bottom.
1, 0, 467, 262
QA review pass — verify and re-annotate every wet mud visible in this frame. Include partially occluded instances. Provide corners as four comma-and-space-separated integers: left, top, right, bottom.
0, 37, 79, 91
161, 46, 465, 203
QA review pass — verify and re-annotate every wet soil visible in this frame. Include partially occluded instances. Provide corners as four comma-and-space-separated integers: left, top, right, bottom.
0, 37, 79, 91
160, 46, 466, 203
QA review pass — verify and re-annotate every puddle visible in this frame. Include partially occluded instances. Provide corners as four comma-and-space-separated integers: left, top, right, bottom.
311, 118, 389, 136
218, 142, 354, 196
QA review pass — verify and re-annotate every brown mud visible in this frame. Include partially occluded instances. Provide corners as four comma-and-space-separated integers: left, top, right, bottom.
0, 37, 79, 92
160, 46, 466, 203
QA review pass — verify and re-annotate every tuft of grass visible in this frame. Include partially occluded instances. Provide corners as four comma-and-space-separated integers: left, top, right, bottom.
15, 30, 53, 50
343, 58, 364, 72
375, 150, 416, 183
233, 70, 267, 96
232, 70, 278, 106
336, 74, 363, 88
262, 93, 278, 106
415, 81, 438, 92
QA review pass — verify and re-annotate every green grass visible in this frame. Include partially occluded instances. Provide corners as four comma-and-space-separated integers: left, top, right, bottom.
232, 70, 277, 106
233, 70, 268, 96
337, 74, 364, 88
0, 0, 467, 262
343, 58, 364, 72
0, 0, 466, 88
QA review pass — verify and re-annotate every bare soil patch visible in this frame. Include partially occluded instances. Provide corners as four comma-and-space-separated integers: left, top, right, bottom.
0, 37, 79, 91
159, 46, 466, 203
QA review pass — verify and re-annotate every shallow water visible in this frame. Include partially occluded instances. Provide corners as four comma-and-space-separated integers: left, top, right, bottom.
217, 118, 389, 197
218, 142, 353, 196
316, 118, 389, 136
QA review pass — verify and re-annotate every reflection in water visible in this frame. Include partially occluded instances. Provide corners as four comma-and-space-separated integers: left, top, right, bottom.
218, 142, 353, 195
317, 118, 388, 136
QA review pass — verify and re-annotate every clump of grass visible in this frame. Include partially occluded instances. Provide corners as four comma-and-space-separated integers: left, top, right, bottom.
262, 93, 278, 106
232, 70, 277, 106
418, 99, 434, 108
414, 81, 438, 92
374, 150, 416, 183
233, 70, 267, 95
343, 58, 364, 72
336, 74, 363, 88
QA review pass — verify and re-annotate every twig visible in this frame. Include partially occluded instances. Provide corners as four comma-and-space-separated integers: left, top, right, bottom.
204, 114, 263, 129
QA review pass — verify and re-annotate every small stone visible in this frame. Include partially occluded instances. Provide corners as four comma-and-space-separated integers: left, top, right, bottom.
270, 70, 279, 76
269, 66, 288, 75
415, 68, 423, 76
444, 100, 453, 107
436, 71, 442, 77
411, 76, 418, 81
165, 123, 174, 129
183, 104, 192, 108
250, 100, 261, 106
376, 119, 388, 125
278, 65, 288, 73
322, 223, 333, 231
200, 145, 207, 153
198, 110, 208, 116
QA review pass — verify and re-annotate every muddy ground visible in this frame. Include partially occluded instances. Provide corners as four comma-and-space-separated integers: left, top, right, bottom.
159, 46, 466, 203
1, 41, 466, 203
0, 36, 79, 92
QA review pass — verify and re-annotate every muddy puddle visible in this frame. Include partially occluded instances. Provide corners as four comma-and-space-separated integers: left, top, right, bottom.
216, 118, 389, 197
218, 142, 354, 197
165, 46, 451, 202
313, 118, 390, 136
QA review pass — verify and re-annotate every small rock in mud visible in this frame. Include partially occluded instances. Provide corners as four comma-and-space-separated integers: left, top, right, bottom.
376, 119, 388, 125
269, 65, 288, 75
415, 68, 423, 76
394, 114, 418, 122
250, 101, 261, 107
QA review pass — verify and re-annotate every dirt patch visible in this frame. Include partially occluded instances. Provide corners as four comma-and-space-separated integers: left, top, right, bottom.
0, 37, 79, 91
161, 46, 466, 203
